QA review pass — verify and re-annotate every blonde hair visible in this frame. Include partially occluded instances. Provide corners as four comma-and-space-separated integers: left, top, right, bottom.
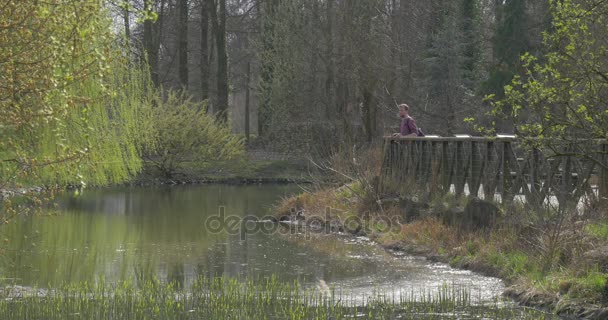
398, 104, 409, 111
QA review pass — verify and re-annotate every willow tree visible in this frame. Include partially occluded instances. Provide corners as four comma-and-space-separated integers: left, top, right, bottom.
0, 1, 154, 212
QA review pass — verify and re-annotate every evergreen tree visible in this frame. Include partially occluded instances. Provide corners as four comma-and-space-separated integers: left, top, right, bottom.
422, 0, 483, 135
482, 0, 529, 98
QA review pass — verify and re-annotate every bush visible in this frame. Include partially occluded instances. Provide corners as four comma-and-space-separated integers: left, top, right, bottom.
144, 90, 244, 178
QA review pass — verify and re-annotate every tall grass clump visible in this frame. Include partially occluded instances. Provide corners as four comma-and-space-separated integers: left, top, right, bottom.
0, 276, 552, 319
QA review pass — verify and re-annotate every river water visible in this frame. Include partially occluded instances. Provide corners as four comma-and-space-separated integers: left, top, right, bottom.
0, 185, 554, 317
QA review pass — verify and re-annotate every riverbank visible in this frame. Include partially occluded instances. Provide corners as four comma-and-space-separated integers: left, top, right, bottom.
276, 183, 608, 319
134, 158, 316, 186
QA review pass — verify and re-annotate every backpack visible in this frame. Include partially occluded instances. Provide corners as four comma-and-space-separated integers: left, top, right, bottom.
406, 117, 425, 137
416, 127, 425, 137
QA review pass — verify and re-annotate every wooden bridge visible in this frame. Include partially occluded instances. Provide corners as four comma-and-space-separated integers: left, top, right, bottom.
379, 136, 608, 209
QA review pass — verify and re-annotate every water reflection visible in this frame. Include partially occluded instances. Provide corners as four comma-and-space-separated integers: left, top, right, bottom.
1, 185, 302, 286
0, 185, 558, 318
0, 186, 500, 300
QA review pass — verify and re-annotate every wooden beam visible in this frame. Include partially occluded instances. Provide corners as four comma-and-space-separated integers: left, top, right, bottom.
600, 143, 608, 204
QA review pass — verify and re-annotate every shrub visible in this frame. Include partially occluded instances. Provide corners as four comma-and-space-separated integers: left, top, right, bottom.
144, 90, 244, 178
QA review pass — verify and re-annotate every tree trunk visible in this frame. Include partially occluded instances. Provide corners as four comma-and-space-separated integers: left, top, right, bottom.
362, 88, 376, 143
144, 0, 159, 86
325, 0, 334, 119
211, 0, 228, 122
157, 0, 166, 83
245, 60, 251, 142
178, 0, 188, 89
123, 1, 131, 58
258, 0, 278, 136
200, 0, 210, 100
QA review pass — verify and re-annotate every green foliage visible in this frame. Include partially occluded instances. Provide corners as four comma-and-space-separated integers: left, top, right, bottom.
32, 57, 155, 187
584, 223, 608, 240
335, 182, 364, 201
485, 250, 532, 280
144, 91, 245, 178
0, 1, 155, 189
566, 272, 608, 301
491, 0, 608, 146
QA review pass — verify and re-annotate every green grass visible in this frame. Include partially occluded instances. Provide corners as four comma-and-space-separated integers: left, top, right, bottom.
179, 159, 310, 181
0, 276, 552, 319
584, 223, 608, 240
139, 158, 313, 183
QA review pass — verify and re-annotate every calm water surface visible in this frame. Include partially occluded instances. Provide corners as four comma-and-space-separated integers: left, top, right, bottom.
0, 185, 554, 317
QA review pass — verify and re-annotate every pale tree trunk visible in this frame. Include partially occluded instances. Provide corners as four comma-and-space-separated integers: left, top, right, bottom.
144, 0, 159, 86
123, 1, 130, 51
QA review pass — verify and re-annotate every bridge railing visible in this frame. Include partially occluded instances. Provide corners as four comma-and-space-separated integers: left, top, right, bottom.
379, 135, 608, 208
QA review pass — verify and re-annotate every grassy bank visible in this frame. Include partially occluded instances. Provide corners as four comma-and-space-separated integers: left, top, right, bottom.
135, 158, 314, 185
276, 183, 608, 319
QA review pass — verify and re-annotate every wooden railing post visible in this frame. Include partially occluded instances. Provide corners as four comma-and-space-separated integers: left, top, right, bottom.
558, 144, 573, 209
600, 142, 608, 205
483, 141, 495, 201
470, 141, 482, 198
501, 140, 513, 204
454, 141, 465, 197
529, 147, 542, 208
430, 141, 440, 194
416, 140, 425, 184
441, 141, 451, 193
419, 140, 432, 189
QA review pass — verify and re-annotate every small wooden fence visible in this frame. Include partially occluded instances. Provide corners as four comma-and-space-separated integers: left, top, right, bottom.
379, 136, 608, 208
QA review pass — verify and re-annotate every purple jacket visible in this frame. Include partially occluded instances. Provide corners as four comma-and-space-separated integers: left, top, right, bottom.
400, 116, 418, 136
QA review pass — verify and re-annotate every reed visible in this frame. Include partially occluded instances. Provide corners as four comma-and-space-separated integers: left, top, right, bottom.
0, 275, 552, 319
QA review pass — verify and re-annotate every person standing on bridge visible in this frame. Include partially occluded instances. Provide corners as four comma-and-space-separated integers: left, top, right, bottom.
393, 103, 419, 137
